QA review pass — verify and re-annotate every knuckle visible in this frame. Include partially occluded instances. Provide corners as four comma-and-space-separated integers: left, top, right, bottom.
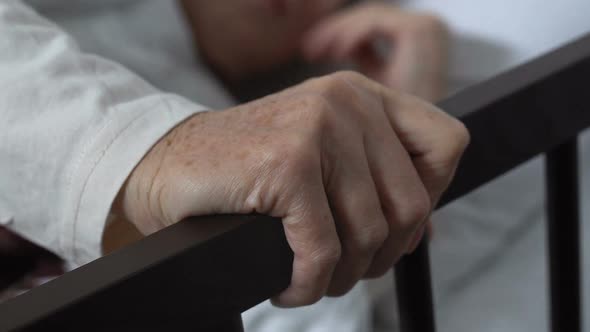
331, 70, 365, 82
439, 116, 470, 160
305, 71, 382, 123
450, 118, 471, 152
312, 243, 342, 268
304, 93, 333, 119
397, 189, 431, 230
354, 222, 389, 255
319, 71, 364, 95
294, 93, 334, 129
426, 105, 470, 159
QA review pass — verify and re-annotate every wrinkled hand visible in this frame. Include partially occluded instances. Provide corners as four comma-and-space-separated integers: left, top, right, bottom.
303, 3, 450, 101
118, 71, 468, 307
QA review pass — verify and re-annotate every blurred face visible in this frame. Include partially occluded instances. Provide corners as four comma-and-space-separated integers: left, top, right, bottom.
184, 0, 347, 79
226, 0, 347, 54
246, 0, 346, 17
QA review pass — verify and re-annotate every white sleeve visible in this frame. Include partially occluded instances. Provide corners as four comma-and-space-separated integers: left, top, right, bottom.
0, 0, 207, 266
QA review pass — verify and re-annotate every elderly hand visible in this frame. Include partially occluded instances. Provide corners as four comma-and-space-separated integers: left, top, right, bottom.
303, 3, 450, 101
116, 71, 468, 307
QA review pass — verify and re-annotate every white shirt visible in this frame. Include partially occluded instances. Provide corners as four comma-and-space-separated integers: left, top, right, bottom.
2, 1, 590, 331
0, 0, 215, 266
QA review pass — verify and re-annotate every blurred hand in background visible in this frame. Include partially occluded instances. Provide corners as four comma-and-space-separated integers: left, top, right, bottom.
303, 2, 450, 101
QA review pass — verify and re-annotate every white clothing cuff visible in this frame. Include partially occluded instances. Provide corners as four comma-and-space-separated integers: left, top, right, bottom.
61, 95, 205, 266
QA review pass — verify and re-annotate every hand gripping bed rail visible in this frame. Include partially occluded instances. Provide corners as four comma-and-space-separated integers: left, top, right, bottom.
2, 33, 590, 332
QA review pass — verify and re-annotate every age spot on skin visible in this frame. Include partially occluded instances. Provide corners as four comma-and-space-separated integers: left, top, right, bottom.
237, 150, 250, 161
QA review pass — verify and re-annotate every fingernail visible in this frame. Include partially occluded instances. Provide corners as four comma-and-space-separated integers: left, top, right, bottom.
270, 296, 294, 308
270, 291, 299, 308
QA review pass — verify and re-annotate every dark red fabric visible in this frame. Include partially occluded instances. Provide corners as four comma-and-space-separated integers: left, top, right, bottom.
0, 226, 64, 299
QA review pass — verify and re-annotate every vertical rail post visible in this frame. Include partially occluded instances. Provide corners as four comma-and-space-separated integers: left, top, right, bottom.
545, 137, 581, 332
395, 240, 436, 332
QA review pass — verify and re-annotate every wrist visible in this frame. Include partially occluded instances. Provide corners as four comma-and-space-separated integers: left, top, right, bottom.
102, 214, 143, 255
103, 179, 144, 254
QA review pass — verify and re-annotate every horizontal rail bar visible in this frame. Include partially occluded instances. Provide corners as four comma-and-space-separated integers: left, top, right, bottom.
2, 33, 590, 331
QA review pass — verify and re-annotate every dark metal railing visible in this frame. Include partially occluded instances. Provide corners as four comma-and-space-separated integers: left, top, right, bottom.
546, 139, 581, 332
1, 33, 590, 332
396, 31, 590, 332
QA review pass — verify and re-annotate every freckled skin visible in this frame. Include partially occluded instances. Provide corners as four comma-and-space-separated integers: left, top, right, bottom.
115, 71, 469, 307
104, 0, 453, 307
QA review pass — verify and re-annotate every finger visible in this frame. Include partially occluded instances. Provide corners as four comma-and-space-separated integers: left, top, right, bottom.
374, 86, 469, 206
361, 110, 431, 278
407, 221, 427, 254
303, 2, 418, 60
327, 22, 380, 61
384, 32, 448, 101
383, 36, 421, 91
325, 139, 389, 296
304, 13, 388, 61
302, 7, 380, 62
302, 15, 348, 61
272, 173, 341, 307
